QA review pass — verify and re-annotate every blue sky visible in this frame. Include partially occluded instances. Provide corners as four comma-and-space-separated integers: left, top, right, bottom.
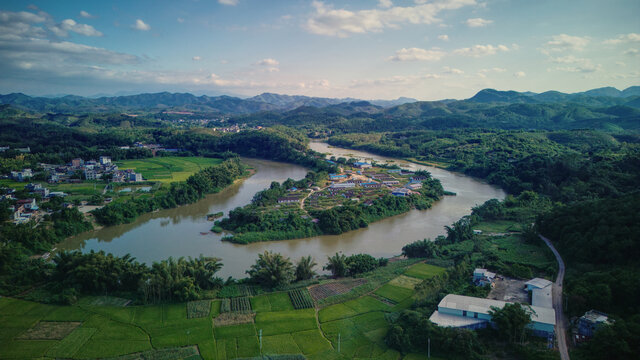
0, 0, 638, 100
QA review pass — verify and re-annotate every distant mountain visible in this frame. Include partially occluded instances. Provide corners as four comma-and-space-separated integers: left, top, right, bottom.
0, 91, 415, 114
467, 86, 640, 107
247, 92, 416, 110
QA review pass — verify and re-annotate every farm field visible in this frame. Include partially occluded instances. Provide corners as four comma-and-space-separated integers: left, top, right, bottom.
116, 157, 222, 183
0, 260, 445, 359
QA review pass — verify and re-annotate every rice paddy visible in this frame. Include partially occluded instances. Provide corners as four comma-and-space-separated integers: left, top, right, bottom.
0, 260, 437, 359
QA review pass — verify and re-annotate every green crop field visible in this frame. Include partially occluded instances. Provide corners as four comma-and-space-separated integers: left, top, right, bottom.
403, 263, 446, 280
0, 259, 435, 360
116, 156, 222, 183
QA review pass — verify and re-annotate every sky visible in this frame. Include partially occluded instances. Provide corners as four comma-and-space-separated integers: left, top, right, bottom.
0, 0, 638, 100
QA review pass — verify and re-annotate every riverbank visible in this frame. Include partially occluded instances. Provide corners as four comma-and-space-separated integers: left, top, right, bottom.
217, 159, 446, 244
61, 149, 504, 279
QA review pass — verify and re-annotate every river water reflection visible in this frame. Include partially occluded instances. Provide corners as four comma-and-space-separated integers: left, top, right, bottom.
60, 143, 506, 278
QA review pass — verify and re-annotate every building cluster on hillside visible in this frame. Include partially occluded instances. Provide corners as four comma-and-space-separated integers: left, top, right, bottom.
429, 270, 557, 338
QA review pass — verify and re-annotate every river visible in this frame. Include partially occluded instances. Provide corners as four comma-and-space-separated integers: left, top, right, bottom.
60, 143, 506, 278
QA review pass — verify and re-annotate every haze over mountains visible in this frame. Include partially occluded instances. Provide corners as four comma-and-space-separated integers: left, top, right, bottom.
0, 86, 639, 132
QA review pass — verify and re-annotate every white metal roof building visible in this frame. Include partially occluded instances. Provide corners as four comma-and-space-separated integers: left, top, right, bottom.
429, 294, 556, 337
525, 278, 552, 291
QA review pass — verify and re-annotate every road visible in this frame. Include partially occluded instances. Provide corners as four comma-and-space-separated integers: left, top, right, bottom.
540, 235, 570, 360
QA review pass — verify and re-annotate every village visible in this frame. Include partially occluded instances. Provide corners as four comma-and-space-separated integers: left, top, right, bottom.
274, 160, 427, 213
1, 154, 146, 224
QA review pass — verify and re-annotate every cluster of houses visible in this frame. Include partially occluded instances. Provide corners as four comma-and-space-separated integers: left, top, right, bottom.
38, 156, 144, 184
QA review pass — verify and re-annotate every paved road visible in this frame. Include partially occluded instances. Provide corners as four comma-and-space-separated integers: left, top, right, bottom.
540, 235, 570, 360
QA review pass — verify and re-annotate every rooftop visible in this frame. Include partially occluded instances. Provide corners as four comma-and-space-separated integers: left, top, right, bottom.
438, 294, 556, 325
531, 286, 553, 308
525, 278, 553, 289
429, 311, 487, 327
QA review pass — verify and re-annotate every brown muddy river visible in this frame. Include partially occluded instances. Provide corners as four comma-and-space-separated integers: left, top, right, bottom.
60, 142, 506, 278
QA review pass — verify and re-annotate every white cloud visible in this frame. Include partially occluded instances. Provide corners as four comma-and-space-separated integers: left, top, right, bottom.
438, 34, 449, 41
132, 19, 150, 31
378, 0, 393, 8
513, 71, 526, 78
603, 33, 640, 45
79, 10, 94, 19
350, 73, 440, 88
192, 56, 201, 61
255, 58, 279, 66
453, 44, 508, 57
177, 17, 185, 23
389, 47, 445, 61
550, 55, 601, 73
50, 19, 103, 37
306, 0, 476, 37
254, 58, 280, 72
443, 66, 463, 74
465, 17, 492, 27
543, 34, 589, 53
624, 48, 639, 56
219, 0, 239, 5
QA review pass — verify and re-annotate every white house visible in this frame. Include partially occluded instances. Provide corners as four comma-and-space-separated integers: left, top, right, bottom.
429, 294, 556, 337
330, 182, 355, 189
99, 156, 112, 165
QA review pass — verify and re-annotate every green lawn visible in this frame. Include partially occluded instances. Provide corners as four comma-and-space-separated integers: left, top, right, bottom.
404, 263, 447, 280
116, 156, 222, 183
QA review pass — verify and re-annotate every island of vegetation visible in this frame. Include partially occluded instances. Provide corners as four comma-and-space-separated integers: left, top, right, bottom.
216, 160, 444, 243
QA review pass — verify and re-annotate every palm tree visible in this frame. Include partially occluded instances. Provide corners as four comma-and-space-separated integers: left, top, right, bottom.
324, 252, 347, 278
246, 251, 294, 288
295, 256, 317, 281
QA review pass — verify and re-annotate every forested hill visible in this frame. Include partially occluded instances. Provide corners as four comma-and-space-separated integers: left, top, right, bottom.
0, 92, 416, 114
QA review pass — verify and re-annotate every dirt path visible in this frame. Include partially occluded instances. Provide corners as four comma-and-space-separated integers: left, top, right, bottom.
540, 234, 570, 360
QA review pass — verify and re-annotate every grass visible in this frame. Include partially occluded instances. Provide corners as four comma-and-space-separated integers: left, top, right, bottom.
214, 323, 256, 339
46, 327, 96, 358
116, 156, 222, 183
474, 220, 520, 233
291, 329, 332, 355
262, 333, 302, 355
389, 275, 423, 289
404, 263, 447, 280
288, 288, 314, 310
255, 309, 317, 336
374, 284, 414, 303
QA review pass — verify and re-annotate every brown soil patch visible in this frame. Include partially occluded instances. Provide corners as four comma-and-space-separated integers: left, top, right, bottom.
17, 321, 81, 340
213, 312, 255, 327
308, 278, 367, 301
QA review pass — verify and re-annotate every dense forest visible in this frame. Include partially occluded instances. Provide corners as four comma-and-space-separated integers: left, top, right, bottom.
329, 130, 640, 202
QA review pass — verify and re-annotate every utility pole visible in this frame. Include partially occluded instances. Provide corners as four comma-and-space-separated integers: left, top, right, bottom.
259, 329, 262, 359
428, 338, 430, 358
338, 333, 341, 353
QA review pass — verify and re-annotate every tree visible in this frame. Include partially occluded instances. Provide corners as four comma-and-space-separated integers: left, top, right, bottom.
345, 253, 379, 275
295, 255, 317, 281
489, 303, 532, 343
247, 251, 294, 288
402, 239, 437, 258
324, 252, 347, 278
